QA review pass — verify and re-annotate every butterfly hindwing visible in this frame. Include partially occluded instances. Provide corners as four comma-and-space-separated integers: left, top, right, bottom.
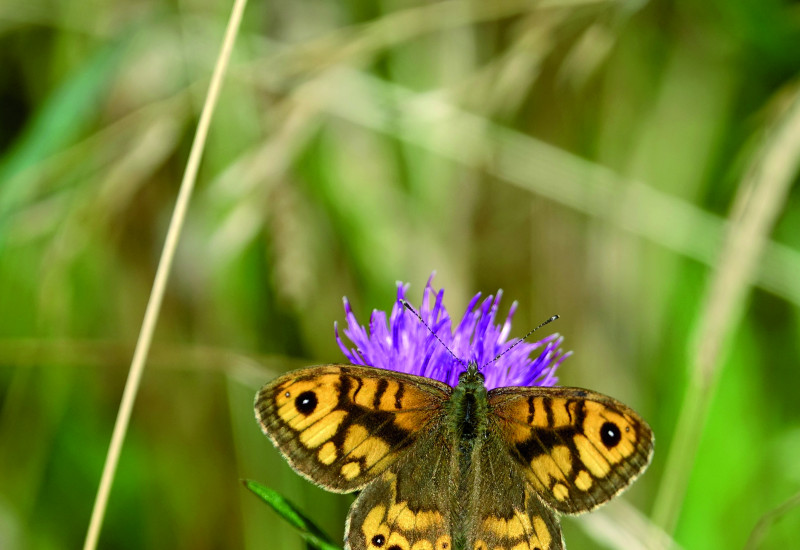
255, 364, 451, 492
470, 490, 563, 550
488, 386, 654, 514
466, 433, 564, 550
346, 430, 453, 550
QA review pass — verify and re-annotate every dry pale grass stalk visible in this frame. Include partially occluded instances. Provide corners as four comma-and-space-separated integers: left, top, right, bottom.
81, 0, 248, 548
651, 88, 800, 536
577, 499, 681, 550
245, 0, 614, 88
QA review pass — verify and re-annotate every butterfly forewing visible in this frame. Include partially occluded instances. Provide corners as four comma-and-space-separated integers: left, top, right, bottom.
488, 386, 654, 515
255, 365, 451, 492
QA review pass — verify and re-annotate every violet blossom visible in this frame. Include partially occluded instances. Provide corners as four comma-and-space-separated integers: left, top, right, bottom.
335, 276, 569, 390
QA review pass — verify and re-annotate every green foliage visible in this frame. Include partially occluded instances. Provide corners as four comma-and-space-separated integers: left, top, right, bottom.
243, 480, 341, 550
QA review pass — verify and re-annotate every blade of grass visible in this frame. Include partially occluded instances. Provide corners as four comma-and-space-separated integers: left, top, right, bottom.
243, 480, 341, 550
80, 0, 248, 548
651, 87, 800, 536
257, 67, 800, 308
575, 499, 681, 550
240, 0, 618, 97
743, 490, 800, 550
0, 33, 129, 230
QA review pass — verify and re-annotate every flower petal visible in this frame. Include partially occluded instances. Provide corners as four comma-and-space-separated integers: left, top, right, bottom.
335, 276, 567, 389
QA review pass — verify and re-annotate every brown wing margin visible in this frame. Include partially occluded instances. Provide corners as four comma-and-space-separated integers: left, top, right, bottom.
488, 386, 654, 514
255, 364, 451, 492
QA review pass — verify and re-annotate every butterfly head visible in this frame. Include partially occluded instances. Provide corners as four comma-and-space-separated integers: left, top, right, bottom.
458, 361, 486, 387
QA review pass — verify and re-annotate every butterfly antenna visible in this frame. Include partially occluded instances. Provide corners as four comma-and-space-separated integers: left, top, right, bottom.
401, 300, 467, 369
481, 315, 560, 369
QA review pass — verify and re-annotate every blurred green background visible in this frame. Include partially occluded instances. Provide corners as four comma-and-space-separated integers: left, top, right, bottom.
1, 0, 800, 548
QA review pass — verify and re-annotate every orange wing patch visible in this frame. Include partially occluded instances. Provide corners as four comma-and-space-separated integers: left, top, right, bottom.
348, 471, 450, 550
471, 487, 561, 550
256, 365, 450, 493
273, 374, 343, 433
488, 386, 654, 515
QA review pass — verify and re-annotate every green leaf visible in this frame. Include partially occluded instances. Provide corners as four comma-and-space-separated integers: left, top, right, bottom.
0, 34, 129, 207
243, 480, 343, 550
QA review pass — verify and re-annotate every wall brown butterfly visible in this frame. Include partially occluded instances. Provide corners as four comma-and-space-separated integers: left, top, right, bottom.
255, 360, 653, 549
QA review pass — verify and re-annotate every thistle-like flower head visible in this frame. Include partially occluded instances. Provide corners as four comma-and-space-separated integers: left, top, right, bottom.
335, 276, 569, 390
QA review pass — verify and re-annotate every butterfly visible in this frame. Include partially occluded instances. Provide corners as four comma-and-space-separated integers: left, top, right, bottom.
255, 362, 654, 550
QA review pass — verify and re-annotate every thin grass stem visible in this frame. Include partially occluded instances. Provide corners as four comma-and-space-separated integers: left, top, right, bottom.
81, 0, 248, 548
651, 87, 800, 536
743, 490, 800, 549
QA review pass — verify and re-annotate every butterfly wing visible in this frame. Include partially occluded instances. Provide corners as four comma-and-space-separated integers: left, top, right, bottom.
255, 364, 451, 492
344, 384, 568, 550
345, 428, 453, 550
466, 434, 564, 550
469, 489, 563, 550
488, 386, 654, 514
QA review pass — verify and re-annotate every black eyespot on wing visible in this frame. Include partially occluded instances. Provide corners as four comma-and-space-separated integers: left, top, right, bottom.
600, 421, 621, 448
371, 534, 385, 547
295, 391, 317, 415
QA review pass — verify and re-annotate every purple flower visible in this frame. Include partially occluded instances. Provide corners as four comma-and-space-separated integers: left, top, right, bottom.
334, 276, 569, 390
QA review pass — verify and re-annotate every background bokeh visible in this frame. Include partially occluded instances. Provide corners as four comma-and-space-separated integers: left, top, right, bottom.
1, 0, 799, 548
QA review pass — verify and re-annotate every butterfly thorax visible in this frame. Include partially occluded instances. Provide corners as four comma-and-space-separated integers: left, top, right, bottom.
446, 362, 489, 444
